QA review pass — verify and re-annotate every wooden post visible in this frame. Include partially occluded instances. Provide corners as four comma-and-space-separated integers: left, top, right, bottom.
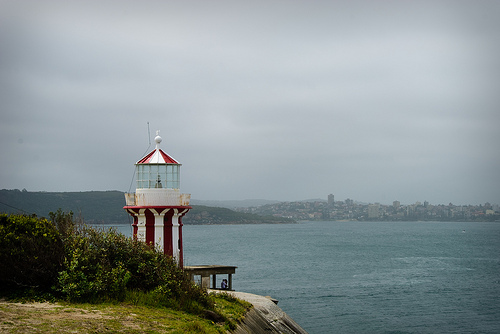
201, 275, 210, 288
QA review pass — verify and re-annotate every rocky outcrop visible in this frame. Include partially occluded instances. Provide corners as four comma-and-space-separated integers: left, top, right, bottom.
215, 291, 308, 334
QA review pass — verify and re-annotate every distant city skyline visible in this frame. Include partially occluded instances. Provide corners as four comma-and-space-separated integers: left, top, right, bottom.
237, 197, 500, 222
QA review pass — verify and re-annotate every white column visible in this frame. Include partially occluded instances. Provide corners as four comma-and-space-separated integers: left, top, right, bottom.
151, 208, 170, 251
136, 209, 146, 242
171, 208, 189, 262
171, 209, 180, 261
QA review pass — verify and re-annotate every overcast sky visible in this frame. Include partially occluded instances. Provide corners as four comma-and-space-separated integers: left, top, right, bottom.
1, 0, 499, 205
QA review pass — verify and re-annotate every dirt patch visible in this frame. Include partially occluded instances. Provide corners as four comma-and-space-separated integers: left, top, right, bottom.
0, 299, 138, 333
0, 298, 233, 333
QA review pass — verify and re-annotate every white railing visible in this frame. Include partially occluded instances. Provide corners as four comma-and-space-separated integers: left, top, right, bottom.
125, 189, 191, 206
124, 193, 136, 206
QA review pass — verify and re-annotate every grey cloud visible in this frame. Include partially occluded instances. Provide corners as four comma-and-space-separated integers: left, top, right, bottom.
0, 0, 499, 205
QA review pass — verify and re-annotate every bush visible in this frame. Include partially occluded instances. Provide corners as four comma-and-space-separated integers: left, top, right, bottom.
56, 227, 132, 301
0, 213, 64, 294
49, 208, 77, 241
55, 224, 211, 312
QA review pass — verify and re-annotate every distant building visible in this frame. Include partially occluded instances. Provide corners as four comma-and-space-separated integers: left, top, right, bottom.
328, 194, 335, 207
393, 201, 400, 209
368, 204, 380, 219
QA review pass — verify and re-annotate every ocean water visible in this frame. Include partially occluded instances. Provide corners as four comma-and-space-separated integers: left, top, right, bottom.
106, 221, 500, 333
182, 221, 500, 334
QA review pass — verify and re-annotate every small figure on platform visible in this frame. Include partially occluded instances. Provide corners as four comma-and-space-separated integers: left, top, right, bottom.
221, 279, 228, 289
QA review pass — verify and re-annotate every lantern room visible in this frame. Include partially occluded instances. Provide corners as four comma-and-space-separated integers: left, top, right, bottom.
135, 134, 181, 190
125, 131, 191, 207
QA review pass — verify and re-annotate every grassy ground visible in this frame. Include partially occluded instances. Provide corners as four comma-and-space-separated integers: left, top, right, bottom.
0, 294, 252, 334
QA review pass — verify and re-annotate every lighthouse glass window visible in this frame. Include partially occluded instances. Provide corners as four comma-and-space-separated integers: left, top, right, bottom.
136, 164, 180, 189
166, 165, 180, 189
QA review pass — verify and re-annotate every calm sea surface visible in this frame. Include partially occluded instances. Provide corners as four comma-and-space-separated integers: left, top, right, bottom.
111, 221, 500, 334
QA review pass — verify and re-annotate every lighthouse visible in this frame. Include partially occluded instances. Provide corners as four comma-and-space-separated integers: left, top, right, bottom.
124, 131, 191, 267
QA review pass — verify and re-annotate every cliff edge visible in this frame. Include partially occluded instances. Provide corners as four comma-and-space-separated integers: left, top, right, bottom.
211, 291, 308, 334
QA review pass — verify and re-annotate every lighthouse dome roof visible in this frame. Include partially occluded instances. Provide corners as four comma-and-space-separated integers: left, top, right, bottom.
136, 148, 180, 164
136, 131, 180, 164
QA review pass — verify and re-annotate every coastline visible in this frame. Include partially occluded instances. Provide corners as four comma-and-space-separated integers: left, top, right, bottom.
210, 290, 308, 334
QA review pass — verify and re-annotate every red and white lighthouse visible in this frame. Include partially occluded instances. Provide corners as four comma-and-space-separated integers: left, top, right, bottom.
124, 131, 191, 267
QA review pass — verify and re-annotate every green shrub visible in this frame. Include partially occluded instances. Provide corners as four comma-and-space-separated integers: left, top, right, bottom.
1, 211, 213, 316
49, 209, 77, 241
56, 227, 132, 301
0, 213, 64, 294
56, 224, 211, 312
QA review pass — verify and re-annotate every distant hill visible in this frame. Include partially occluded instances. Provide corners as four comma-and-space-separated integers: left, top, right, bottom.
0, 189, 294, 225
0, 189, 130, 224
190, 198, 280, 209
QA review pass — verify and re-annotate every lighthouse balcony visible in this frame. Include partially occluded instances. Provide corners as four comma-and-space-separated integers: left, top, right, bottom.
125, 188, 191, 206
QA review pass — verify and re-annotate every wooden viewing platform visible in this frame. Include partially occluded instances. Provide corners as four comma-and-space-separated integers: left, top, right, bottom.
184, 265, 237, 290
